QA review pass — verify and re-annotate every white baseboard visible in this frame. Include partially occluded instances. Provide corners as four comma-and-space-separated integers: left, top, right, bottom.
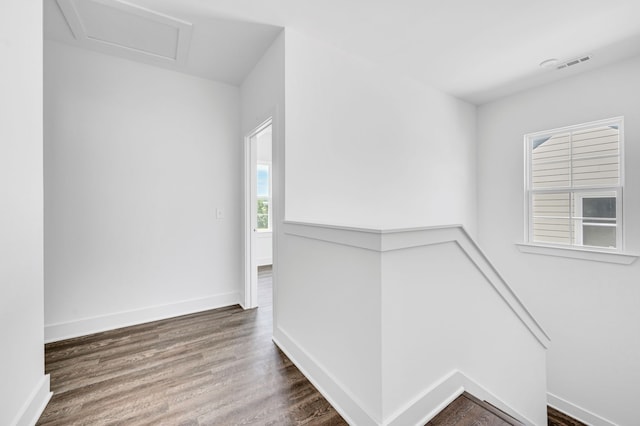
273, 327, 536, 426
257, 257, 272, 266
45, 292, 239, 343
385, 371, 464, 426
386, 370, 536, 426
273, 326, 380, 426
12, 374, 52, 426
548, 392, 618, 426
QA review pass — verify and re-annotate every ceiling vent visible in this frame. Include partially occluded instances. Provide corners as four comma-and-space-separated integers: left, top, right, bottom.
56, 0, 193, 65
556, 55, 592, 70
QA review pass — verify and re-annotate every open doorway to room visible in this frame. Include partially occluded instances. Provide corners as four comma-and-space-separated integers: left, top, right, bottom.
244, 119, 273, 309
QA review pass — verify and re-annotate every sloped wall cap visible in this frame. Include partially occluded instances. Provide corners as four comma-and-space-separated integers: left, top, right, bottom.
283, 221, 551, 349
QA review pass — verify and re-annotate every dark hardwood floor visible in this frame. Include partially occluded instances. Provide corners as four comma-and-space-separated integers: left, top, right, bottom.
38, 266, 347, 425
38, 266, 589, 426
426, 392, 586, 426
426, 393, 521, 426
547, 406, 587, 426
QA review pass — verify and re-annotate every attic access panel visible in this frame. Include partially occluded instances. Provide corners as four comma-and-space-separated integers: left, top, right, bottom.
56, 0, 193, 64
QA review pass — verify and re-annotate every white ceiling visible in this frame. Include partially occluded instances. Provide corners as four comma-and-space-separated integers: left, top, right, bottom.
45, 0, 640, 104
44, 0, 283, 86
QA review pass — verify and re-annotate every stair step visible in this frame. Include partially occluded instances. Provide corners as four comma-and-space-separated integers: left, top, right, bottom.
426, 392, 587, 426
426, 392, 523, 425
547, 406, 587, 426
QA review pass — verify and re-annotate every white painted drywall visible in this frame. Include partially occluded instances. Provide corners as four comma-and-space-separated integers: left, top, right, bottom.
276, 223, 548, 426
44, 41, 242, 341
478, 55, 640, 426
274, 30, 488, 425
277, 233, 384, 424
240, 32, 284, 305
255, 232, 272, 266
0, 0, 51, 424
381, 241, 547, 425
284, 30, 477, 234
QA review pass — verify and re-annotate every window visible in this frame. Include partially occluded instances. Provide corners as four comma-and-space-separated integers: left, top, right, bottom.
525, 117, 623, 251
256, 163, 272, 231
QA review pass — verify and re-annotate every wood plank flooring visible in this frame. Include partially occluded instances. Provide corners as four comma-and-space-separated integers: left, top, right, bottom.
426, 393, 522, 426
38, 266, 347, 425
547, 406, 587, 426
38, 266, 590, 426
426, 393, 586, 426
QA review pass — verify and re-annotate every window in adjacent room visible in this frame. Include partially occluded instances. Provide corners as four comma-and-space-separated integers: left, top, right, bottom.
256, 162, 271, 230
525, 117, 623, 251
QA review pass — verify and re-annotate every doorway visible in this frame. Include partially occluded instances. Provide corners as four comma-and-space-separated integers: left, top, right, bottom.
244, 119, 273, 309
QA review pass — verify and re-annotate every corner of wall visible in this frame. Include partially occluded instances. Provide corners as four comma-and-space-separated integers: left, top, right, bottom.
11, 375, 52, 426
273, 326, 381, 426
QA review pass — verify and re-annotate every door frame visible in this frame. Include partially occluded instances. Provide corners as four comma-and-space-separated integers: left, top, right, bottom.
243, 117, 272, 309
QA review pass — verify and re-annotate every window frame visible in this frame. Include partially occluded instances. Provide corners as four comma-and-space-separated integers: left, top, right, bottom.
574, 191, 619, 248
524, 117, 625, 254
256, 161, 272, 232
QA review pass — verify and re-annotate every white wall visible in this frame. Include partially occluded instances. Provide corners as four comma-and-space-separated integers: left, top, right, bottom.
0, 0, 51, 424
276, 223, 548, 426
44, 41, 242, 341
285, 31, 477, 233
240, 32, 285, 304
381, 239, 547, 425
478, 55, 640, 426
277, 231, 383, 424
273, 30, 551, 425
240, 31, 284, 144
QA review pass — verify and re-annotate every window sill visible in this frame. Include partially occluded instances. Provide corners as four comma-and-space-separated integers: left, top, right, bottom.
516, 243, 638, 265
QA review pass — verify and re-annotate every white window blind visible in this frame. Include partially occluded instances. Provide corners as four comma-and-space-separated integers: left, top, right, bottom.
525, 118, 623, 250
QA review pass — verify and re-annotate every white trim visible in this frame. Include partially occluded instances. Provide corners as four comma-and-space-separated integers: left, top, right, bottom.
56, 0, 193, 64
45, 292, 239, 342
272, 328, 539, 426
516, 243, 638, 265
283, 221, 550, 349
244, 118, 272, 310
573, 190, 620, 248
524, 117, 626, 253
11, 375, 52, 426
548, 392, 618, 426
525, 116, 624, 141
388, 371, 464, 426
269, 106, 281, 336
386, 370, 535, 426
273, 327, 380, 426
